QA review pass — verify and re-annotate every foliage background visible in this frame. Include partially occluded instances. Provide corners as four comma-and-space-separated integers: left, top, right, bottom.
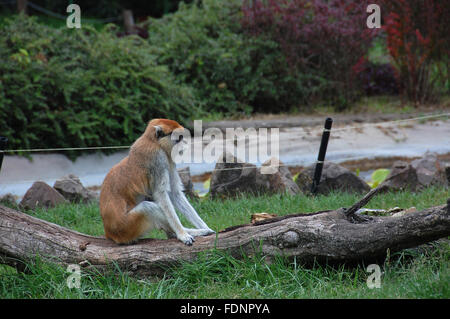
0, 0, 448, 155
0, 15, 199, 157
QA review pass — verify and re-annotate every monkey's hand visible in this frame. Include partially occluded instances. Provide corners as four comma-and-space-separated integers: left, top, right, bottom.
185, 228, 215, 238
178, 232, 195, 246
198, 228, 215, 236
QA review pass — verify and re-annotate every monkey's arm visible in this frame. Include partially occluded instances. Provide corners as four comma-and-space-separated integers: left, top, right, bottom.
152, 166, 195, 245
171, 190, 213, 231
169, 169, 214, 232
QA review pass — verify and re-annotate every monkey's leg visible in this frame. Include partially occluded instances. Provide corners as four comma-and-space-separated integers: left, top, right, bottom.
129, 201, 168, 231
153, 191, 197, 246
134, 201, 212, 239
130, 201, 191, 243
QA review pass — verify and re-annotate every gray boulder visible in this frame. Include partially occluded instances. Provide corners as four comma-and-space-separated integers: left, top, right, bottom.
0, 193, 18, 205
296, 162, 371, 195
411, 152, 447, 188
210, 153, 299, 198
53, 174, 96, 203
20, 181, 67, 210
210, 152, 259, 198
177, 167, 198, 199
446, 166, 450, 185
256, 158, 300, 195
382, 152, 448, 191
380, 161, 416, 191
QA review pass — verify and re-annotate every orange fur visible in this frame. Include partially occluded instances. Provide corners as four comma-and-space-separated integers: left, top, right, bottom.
99, 119, 183, 244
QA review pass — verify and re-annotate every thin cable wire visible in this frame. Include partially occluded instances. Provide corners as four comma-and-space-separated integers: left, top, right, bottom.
0, 153, 387, 185
2, 145, 130, 153
331, 112, 450, 132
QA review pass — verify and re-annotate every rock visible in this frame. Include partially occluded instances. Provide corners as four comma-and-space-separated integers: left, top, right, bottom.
210, 153, 300, 198
256, 158, 300, 195
20, 181, 67, 210
0, 193, 18, 205
381, 161, 417, 191
446, 166, 450, 184
177, 167, 198, 199
411, 152, 447, 188
296, 162, 371, 195
382, 152, 447, 191
53, 174, 96, 203
210, 152, 259, 198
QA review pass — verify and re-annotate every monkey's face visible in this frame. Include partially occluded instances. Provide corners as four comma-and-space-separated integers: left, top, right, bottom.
155, 125, 184, 150
148, 119, 185, 152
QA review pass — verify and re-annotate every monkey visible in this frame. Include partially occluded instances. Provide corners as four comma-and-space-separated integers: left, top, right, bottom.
99, 118, 215, 246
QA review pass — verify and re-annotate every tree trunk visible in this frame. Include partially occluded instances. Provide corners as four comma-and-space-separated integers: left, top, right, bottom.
122, 9, 135, 34
0, 202, 449, 277
17, 0, 27, 14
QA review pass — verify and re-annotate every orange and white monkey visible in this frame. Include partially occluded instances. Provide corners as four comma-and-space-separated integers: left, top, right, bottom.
99, 119, 214, 245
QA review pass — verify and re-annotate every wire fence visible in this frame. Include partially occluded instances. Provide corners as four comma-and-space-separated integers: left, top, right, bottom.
1, 112, 448, 185
0, 153, 385, 185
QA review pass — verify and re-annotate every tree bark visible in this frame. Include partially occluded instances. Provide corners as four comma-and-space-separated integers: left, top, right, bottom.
122, 9, 135, 34
17, 0, 27, 14
0, 202, 449, 277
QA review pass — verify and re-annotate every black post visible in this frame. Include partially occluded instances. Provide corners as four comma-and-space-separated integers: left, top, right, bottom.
0, 137, 8, 173
311, 118, 333, 194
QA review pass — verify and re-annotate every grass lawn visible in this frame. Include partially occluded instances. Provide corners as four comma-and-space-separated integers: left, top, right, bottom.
0, 186, 449, 298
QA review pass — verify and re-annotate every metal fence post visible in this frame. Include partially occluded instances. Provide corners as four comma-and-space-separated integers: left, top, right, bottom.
311, 118, 333, 194
0, 137, 8, 173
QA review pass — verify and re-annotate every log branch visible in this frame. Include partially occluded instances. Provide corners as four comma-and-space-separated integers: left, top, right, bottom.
344, 184, 389, 222
0, 200, 449, 277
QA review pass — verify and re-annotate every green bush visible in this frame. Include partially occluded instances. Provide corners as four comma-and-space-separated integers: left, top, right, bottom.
146, 0, 310, 115
0, 15, 200, 157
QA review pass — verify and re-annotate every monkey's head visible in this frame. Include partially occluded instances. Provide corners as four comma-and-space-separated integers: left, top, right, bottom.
146, 119, 185, 153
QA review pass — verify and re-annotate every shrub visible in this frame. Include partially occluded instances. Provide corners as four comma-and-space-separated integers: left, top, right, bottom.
146, 0, 314, 114
241, 0, 378, 108
358, 61, 399, 96
380, 0, 450, 104
0, 15, 200, 158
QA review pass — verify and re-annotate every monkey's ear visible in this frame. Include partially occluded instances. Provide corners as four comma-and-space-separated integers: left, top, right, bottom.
154, 125, 164, 139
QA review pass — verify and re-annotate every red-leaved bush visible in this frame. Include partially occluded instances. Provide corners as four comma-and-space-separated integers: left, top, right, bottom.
241, 0, 378, 108
380, 0, 449, 104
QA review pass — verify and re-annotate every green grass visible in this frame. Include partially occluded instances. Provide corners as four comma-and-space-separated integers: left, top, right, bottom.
1, 186, 449, 298
368, 36, 390, 65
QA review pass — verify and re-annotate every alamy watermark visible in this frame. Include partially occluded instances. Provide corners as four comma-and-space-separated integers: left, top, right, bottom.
65, 262, 383, 290
170, 120, 280, 174
366, 264, 382, 289
66, 4, 81, 29
366, 4, 381, 29
65, 3, 382, 30
66, 264, 81, 289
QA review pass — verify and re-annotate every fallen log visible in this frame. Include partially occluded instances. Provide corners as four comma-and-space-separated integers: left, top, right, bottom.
0, 199, 449, 277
